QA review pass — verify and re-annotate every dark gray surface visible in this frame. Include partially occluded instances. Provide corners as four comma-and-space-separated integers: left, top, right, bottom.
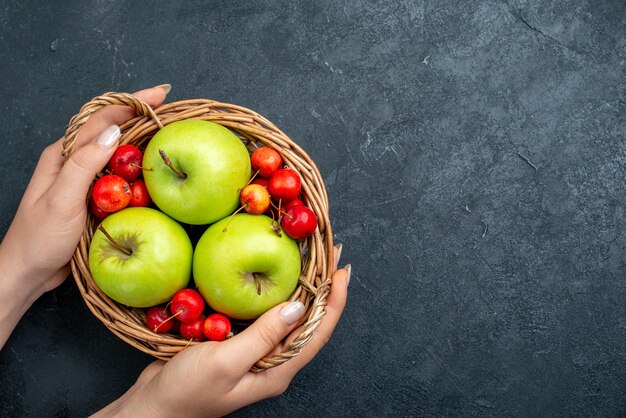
0, 0, 624, 416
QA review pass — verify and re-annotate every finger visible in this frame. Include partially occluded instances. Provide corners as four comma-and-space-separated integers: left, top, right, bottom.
73, 84, 170, 149
268, 265, 350, 381
21, 139, 66, 204
246, 245, 341, 362
22, 85, 169, 204
44, 125, 121, 208
333, 243, 342, 272
230, 266, 350, 403
218, 300, 306, 375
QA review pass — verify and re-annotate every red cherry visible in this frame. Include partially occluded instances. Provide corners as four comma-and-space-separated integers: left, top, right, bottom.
89, 199, 110, 220
107, 144, 143, 182
145, 305, 174, 333
282, 198, 304, 213
268, 169, 301, 202
251, 178, 269, 189
180, 315, 206, 341
92, 175, 131, 212
251, 147, 283, 178
129, 179, 152, 207
240, 184, 271, 214
203, 313, 231, 341
171, 289, 205, 323
281, 205, 318, 240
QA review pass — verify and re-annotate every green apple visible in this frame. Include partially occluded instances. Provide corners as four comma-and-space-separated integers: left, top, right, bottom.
193, 214, 301, 320
89, 207, 193, 307
142, 120, 251, 225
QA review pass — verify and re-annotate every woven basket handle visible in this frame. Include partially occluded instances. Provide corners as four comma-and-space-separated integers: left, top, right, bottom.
61, 92, 163, 159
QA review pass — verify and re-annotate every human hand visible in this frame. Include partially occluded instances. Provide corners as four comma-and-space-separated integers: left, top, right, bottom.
0, 85, 169, 347
97, 246, 350, 418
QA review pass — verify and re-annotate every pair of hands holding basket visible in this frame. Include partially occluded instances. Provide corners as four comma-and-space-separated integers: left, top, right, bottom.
0, 85, 350, 417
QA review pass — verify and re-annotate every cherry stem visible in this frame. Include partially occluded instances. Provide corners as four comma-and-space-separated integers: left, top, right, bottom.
97, 225, 132, 256
154, 309, 183, 332
245, 170, 260, 186
270, 200, 293, 219
271, 199, 283, 237
130, 162, 152, 171
184, 338, 194, 349
159, 149, 187, 179
222, 205, 246, 232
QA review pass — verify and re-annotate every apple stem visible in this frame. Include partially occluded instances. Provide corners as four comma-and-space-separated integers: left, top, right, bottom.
269, 210, 282, 237
159, 149, 187, 179
272, 223, 282, 237
97, 225, 132, 256
154, 310, 183, 332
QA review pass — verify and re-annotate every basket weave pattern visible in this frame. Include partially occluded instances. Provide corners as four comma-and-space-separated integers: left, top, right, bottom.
61, 92, 333, 372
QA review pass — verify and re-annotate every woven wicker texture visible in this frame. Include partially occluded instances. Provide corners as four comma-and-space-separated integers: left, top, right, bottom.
61, 92, 333, 372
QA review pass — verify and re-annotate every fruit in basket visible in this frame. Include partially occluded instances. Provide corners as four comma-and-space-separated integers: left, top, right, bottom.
142, 120, 251, 225
180, 315, 206, 341
128, 179, 152, 207
251, 177, 268, 188
145, 305, 175, 333
240, 184, 271, 215
107, 144, 143, 182
268, 168, 301, 202
193, 214, 301, 320
89, 199, 110, 220
251, 147, 283, 178
92, 174, 132, 212
281, 205, 318, 240
89, 207, 193, 307
282, 197, 304, 213
170, 289, 205, 323
203, 313, 232, 341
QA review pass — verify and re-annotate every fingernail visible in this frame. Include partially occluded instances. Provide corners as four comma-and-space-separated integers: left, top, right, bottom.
155, 83, 171, 94
344, 264, 351, 286
279, 301, 305, 325
95, 125, 121, 150
335, 243, 343, 263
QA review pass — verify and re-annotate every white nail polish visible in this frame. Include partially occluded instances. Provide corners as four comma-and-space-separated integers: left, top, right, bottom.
155, 83, 172, 94
280, 301, 305, 325
95, 125, 121, 149
335, 243, 343, 264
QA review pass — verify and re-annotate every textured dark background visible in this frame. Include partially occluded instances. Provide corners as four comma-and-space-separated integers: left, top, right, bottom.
0, 0, 624, 416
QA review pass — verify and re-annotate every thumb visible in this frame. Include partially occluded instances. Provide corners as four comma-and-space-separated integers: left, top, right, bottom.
48, 125, 121, 206
219, 301, 306, 375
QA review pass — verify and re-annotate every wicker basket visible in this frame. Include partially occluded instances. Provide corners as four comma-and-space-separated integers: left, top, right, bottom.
61, 92, 333, 372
